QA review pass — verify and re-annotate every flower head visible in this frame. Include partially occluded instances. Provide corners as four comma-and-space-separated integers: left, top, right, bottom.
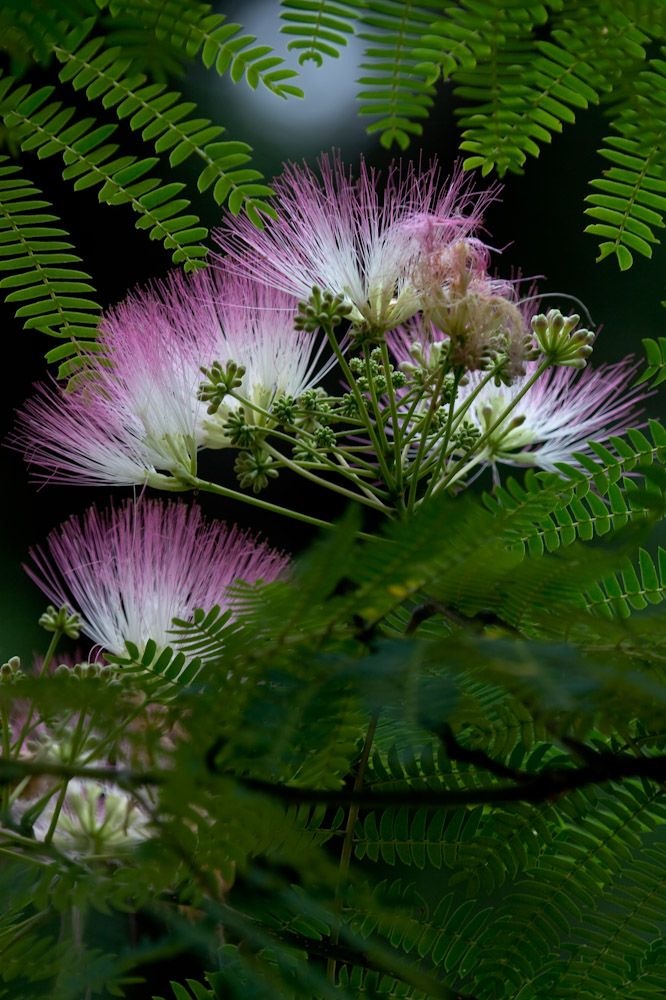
214, 154, 497, 334
25, 499, 288, 657
152, 267, 337, 447
29, 779, 151, 857
461, 355, 649, 474
12, 290, 204, 489
11, 265, 335, 484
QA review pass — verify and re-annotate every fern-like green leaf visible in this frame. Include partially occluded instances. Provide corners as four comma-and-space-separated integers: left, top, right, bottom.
280, 0, 358, 66
534, 843, 666, 998
457, 4, 650, 177
636, 337, 666, 386
587, 546, 666, 618
472, 780, 666, 997
0, 76, 208, 269
153, 980, 214, 1000
110, 0, 304, 98
411, 5, 483, 83
453, 0, 552, 177
0, 156, 101, 369
356, 0, 439, 150
586, 58, 666, 269
53, 23, 278, 227
0, 0, 99, 68
482, 421, 666, 555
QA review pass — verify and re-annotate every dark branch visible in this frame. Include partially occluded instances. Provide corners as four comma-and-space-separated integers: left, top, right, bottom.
229, 750, 666, 809
435, 724, 532, 783
0, 759, 162, 788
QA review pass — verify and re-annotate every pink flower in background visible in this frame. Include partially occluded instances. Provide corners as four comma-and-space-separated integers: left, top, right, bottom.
214, 153, 497, 332
26, 499, 288, 657
29, 779, 151, 857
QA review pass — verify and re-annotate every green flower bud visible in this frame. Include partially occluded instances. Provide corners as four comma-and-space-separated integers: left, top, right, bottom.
198, 359, 247, 414
294, 286, 352, 333
223, 408, 258, 449
271, 394, 296, 425
314, 426, 336, 449
234, 450, 279, 494
531, 309, 595, 367
39, 604, 81, 639
0, 656, 22, 684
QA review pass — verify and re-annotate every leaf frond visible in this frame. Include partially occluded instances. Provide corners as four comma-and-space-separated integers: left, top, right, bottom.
52, 24, 278, 227
0, 155, 101, 369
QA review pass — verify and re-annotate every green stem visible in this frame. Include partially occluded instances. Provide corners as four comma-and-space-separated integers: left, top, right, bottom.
421, 368, 465, 500
331, 451, 392, 506
13, 629, 64, 757
44, 708, 87, 846
405, 366, 448, 513
444, 361, 506, 445
434, 357, 552, 494
362, 346, 395, 491
262, 443, 389, 512
327, 709, 380, 984
324, 326, 395, 490
379, 340, 405, 506
264, 426, 383, 492
189, 476, 379, 541
191, 475, 335, 529
80, 696, 149, 766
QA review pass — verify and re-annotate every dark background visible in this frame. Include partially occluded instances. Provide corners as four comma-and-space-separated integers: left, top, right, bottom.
3, 0, 665, 665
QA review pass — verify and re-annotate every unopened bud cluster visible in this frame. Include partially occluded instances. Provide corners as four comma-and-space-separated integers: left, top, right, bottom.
295, 286, 351, 333
54, 661, 115, 683
531, 310, 594, 368
0, 656, 23, 684
199, 360, 246, 414
39, 604, 81, 639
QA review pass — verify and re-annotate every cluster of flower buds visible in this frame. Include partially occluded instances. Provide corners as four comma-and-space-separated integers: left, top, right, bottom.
198, 359, 247, 414
531, 310, 595, 368
0, 656, 23, 685
294, 286, 352, 333
38, 604, 81, 640
53, 660, 116, 683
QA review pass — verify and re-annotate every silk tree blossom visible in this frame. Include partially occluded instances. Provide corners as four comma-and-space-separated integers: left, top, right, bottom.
150, 267, 338, 448
387, 320, 648, 481
12, 266, 336, 481
28, 779, 151, 857
25, 499, 288, 658
458, 355, 649, 475
214, 153, 498, 334
12, 293, 205, 489
394, 259, 536, 385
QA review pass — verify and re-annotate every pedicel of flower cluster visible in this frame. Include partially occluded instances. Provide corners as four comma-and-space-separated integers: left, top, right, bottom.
25, 499, 289, 659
